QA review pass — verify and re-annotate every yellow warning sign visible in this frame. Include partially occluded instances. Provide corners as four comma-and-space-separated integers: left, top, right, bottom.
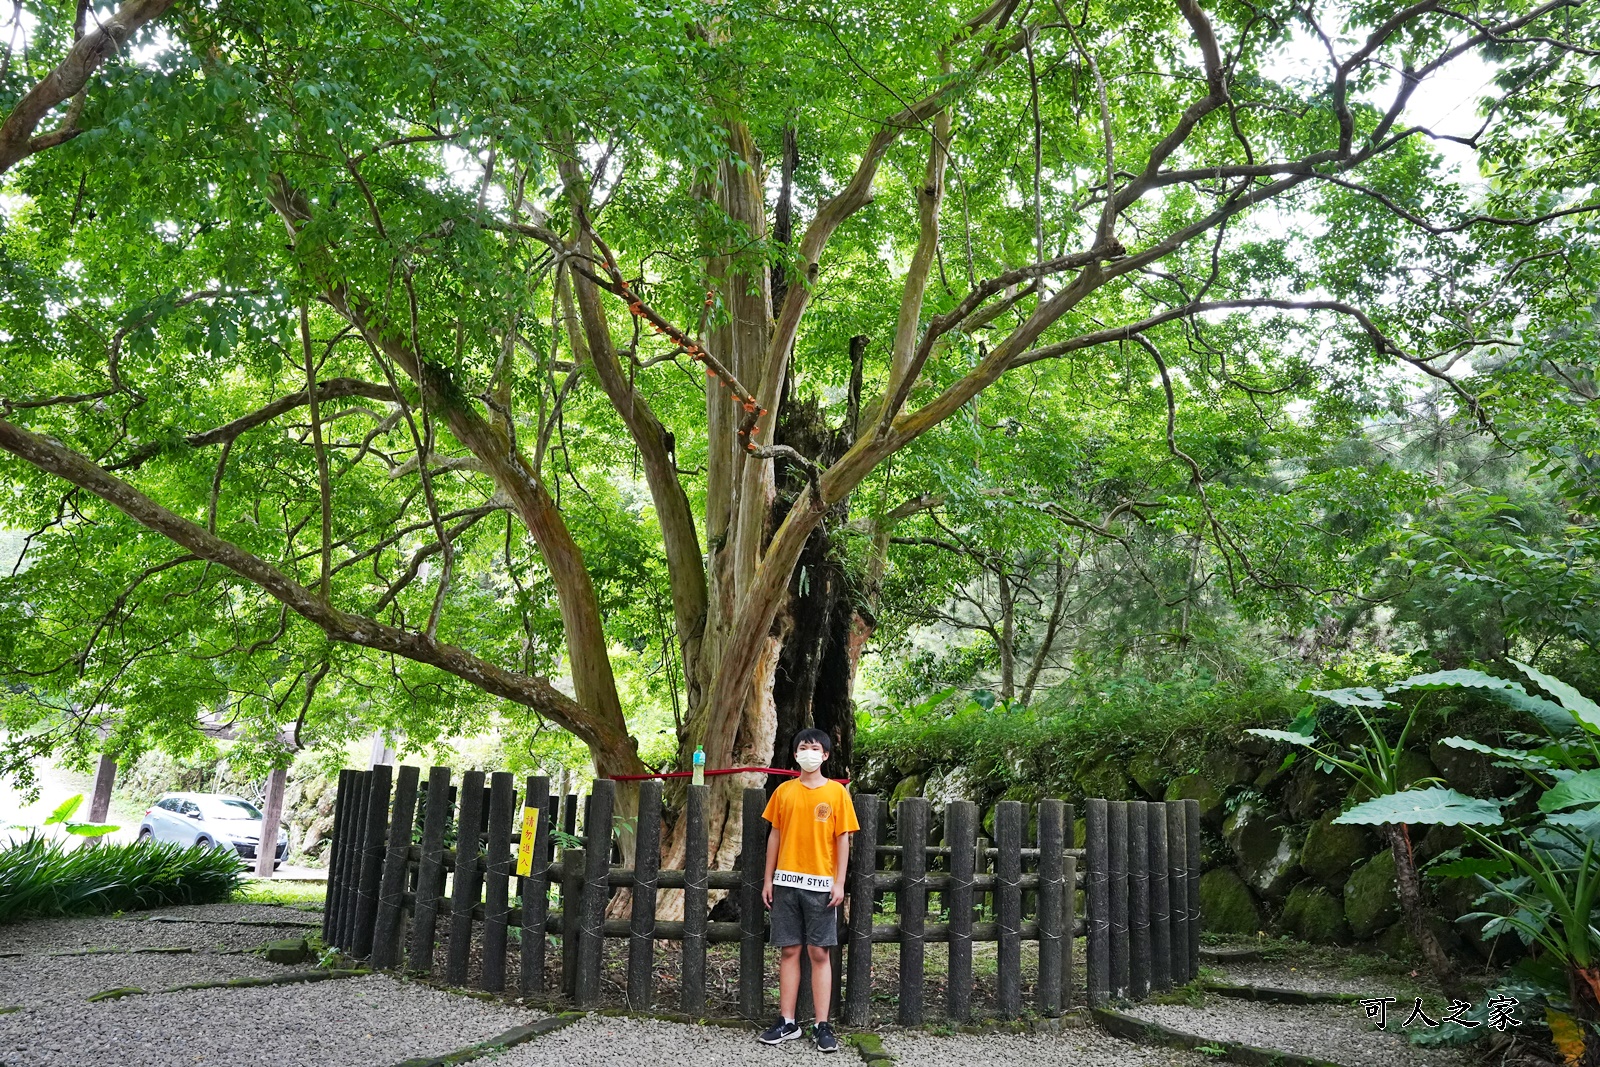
516, 804, 540, 877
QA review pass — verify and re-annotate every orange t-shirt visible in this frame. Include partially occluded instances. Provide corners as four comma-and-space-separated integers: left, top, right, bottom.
761, 778, 860, 892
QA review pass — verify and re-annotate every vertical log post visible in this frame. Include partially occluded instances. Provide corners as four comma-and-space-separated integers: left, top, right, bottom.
336, 771, 370, 950
561, 845, 584, 998
681, 783, 709, 1016
408, 767, 452, 974
1149, 804, 1171, 992
1037, 799, 1065, 1016
897, 797, 928, 1025
323, 769, 352, 945
1108, 800, 1129, 999
975, 834, 991, 922
996, 799, 1024, 1018
1129, 800, 1151, 1000
254, 765, 287, 878
445, 770, 486, 985
1063, 801, 1076, 1008
844, 793, 878, 1027
738, 786, 767, 1021
371, 765, 421, 971
543, 794, 559, 862
628, 779, 663, 1010
563, 793, 577, 840
1166, 801, 1188, 985
945, 799, 976, 1022
480, 772, 516, 992
87, 752, 117, 824
575, 779, 615, 1007
1085, 798, 1109, 1005
1064, 852, 1078, 1008
1185, 799, 1201, 981
519, 775, 551, 1000
352, 764, 392, 959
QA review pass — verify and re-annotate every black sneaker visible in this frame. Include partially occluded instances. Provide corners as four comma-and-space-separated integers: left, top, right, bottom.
814, 1021, 839, 1053
759, 1018, 802, 1045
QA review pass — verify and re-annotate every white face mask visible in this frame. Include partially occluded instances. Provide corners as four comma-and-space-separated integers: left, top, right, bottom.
794, 750, 826, 772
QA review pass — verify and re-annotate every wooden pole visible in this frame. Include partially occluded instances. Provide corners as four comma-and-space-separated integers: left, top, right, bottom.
1064, 853, 1078, 1008
1129, 800, 1151, 1000
1063, 802, 1076, 1008
897, 797, 928, 1025
996, 800, 1024, 1018
1166, 801, 1188, 984
944, 799, 976, 1022
681, 783, 709, 1016
408, 767, 452, 974
352, 764, 392, 959
575, 779, 615, 1007
738, 786, 767, 1021
371, 765, 421, 970
1185, 798, 1201, 982
341, 770, 372, 951
519, 775, 551, 999
1037, 799, 1064, 1016
1149, 802, 1171, 992
844, 793, 878, 1027
628, 779, 663, 1010
1085, 797, 1109, 1006
323, 769, 353, 945
1108, 800, 1129, 999
445, 770, 486, 985
253, 765, 288, 878
87, 752, 117, 825
543, 794, 559, 862
975, 834, 991, 923
561, 845, 583, 998
480, 772, 516, 991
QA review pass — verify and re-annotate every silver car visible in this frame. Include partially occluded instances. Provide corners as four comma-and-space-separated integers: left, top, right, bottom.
138, 792, 288, 868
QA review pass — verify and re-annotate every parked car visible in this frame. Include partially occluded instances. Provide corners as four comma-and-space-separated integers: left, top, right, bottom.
138, 792, 288, 868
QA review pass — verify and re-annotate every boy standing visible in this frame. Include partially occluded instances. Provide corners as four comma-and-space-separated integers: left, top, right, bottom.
758, 728, 859, 1052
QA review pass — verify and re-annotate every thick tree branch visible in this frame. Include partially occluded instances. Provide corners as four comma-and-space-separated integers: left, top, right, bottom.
0, 0, 176, 174
0, 416, 604, 743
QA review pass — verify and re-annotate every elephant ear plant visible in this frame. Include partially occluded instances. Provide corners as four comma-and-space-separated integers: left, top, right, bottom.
1248, 686, 1492, 1000
1258, 663, 1600, 1062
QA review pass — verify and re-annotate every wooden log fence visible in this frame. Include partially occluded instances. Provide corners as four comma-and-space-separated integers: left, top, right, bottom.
324, 768, 1202, 1020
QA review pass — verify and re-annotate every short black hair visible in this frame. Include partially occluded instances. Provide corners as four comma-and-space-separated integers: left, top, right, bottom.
792, 728, 832, 755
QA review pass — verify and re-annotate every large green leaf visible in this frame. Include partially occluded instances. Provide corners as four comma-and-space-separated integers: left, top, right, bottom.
1389, 669, 1524, 694
1493, 688, 1580, 737
1310, 687, 1390, 708
1538, 769, 1600, 813
1439, 736, 1554, 769
1510, 660, 1600, 733
1333, 788, 1505, 826
44, 795, 83, 826
1244, 728, 1319, 747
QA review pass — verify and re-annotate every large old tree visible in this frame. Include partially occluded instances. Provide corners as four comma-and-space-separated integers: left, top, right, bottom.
1, 0, 1595, 855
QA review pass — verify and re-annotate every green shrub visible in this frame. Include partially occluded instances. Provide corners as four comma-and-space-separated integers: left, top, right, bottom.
0, 834, 246, 923
856, 669, 1305, 798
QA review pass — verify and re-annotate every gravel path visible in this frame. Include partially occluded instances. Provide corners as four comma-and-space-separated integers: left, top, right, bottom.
886, 1028, 1213, 1066
1123, 999, 1476, 1067
0, 976, 532, 1067
1, 913, 317, 955
1209, 961, 1365, 995
0, 951, 292, 1008
490, 1014, 1212, 1067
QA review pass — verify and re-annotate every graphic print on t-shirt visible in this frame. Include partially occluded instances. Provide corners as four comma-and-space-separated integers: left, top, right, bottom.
762, 778, 860, 895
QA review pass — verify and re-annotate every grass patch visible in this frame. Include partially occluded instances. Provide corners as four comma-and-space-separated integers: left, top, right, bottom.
235, 879, 327, 909
0, 833, 244, 923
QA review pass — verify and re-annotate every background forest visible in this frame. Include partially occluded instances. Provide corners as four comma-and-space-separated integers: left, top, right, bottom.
0, 0, 1596, 872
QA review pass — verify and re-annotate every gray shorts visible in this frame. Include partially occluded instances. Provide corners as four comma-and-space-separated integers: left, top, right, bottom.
770, 886, 838, 947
